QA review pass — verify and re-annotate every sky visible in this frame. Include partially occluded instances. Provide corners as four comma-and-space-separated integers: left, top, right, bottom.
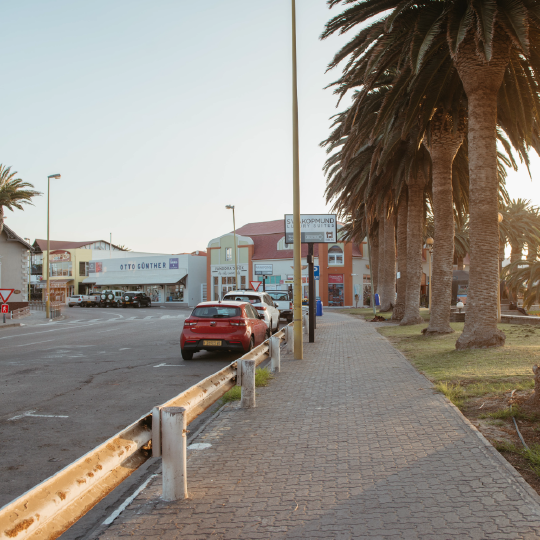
2, 1, 539, 254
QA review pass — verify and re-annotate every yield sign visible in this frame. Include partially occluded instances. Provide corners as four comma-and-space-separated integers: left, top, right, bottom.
250, 281, 261, 292
0, 289, 14, 303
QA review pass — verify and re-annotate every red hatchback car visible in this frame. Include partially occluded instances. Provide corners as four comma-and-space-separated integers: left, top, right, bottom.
180, 301, 268, 360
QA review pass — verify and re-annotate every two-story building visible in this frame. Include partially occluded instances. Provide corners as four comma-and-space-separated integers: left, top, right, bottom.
206, 219, 370, 307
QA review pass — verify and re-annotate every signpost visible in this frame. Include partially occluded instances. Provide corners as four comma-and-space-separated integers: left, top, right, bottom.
249, 281, 261, 292
284, 214, 337, 344
1, 303, 8, 324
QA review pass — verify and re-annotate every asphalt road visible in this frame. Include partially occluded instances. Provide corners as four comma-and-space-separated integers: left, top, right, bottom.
0, 305, 246, 509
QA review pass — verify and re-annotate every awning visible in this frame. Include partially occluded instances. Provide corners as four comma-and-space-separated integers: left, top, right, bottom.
39, 279, 74, 289
83, 272, 187, 286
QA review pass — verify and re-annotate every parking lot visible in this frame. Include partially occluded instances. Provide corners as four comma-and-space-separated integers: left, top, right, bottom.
0, 305, 277, 512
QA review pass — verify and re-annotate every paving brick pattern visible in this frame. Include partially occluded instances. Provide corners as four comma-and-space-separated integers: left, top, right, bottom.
98, 312, 540, 539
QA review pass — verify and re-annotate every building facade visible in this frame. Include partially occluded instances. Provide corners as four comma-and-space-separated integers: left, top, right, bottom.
207, 219, 371, 307
83, 252, 207, 306
0, 225, 32, 308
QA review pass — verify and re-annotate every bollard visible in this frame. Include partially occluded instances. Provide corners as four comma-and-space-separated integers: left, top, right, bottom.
287, 324, 294, 354
161, 407, 188, 501
303, 312, 308, 335
270, 335, 280, 373
240, 359, 256, 408
151, 406, 161, 457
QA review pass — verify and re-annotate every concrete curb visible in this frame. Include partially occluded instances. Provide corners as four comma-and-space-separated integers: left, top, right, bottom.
0, 322, 23, 330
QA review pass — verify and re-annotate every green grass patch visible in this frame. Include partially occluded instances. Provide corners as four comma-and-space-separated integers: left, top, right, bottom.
492, 440, 540, 476
338, 307, 430, 321
481, 406, 538, 422
492, 439, 520, 453
221, 367, 275, 403
434, 382, 466, 408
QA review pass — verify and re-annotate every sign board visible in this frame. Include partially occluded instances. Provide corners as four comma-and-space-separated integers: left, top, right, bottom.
0, 289, 14, 303
250, 281, 261, 292
285, 214, 337, 244
254, 264, 273, 276
50, 250, 71, 262
328, 274, 344, 284
210, 264, 248, 277
1, 304, 8, 314
314, 266, 320, 281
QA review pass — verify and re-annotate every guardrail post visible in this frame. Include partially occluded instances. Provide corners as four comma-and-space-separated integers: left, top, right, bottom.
152, 407, 161, 457
240, 359, 256, 408
287, 324, 294, 354
161, 407, 188, 501
270, 335, 280, 373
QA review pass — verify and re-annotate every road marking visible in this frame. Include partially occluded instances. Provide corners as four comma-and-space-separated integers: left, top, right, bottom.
154, 363, 184, 368
8, 410, 69, 421
102, 474, 158, 526
8, 339, 55, 348
143, 316, 154, 320
67, 320, 82, 324
0, 322, 109, 340
119, 348, 131, 350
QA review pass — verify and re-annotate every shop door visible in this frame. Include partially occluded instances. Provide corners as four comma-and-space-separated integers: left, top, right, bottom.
328, 274, 344, 306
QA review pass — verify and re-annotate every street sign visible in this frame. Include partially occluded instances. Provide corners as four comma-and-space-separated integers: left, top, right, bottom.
250, 281, 262, 292
1, 304, 8, 314
314, 266, 320, 281
0, 289, 14, 303
284, 214, 338, 244
254, 264, 273, 276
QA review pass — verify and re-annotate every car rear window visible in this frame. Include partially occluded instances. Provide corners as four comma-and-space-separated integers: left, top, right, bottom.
224, 295, 261, 304
192, 306, 242, 318
268, 292, 289, 301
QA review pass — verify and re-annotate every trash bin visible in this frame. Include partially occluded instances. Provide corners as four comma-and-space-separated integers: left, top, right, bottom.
375, 293, 380, 306
316, 299, 323, 316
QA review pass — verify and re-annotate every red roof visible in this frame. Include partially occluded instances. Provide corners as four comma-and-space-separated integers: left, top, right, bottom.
34, 239, 109, 251
234, 220, 285, 236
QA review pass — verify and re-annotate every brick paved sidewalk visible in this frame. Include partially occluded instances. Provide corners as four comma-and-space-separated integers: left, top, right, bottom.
97, 312, 540, 539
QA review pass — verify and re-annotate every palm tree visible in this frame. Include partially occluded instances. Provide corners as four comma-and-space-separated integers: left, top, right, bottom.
322, 0, 540, 348
0, 166, 41, 234
392, 191, 408, 320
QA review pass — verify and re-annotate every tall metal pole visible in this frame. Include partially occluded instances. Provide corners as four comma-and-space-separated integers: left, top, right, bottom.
308, 243, 315, 343
291, 0, 303, 359
46, 176, 51, 319
232, 207, 238, 290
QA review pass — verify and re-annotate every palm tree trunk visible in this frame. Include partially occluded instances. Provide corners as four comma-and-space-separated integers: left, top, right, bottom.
455, 30, 510, 349
400, 175, 425, 325
369, 225, 379, 299
507, 243, 521, 303
380, 204, 396, 312
424, 115, 463, 335
457, 257, 464, 271
392, 192, 407, 320
378, 206, 386, 308
0, 206, 3, 235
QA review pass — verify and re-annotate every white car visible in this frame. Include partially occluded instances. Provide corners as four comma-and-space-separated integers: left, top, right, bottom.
222, 290, 280, 334
100, 290, 125, 308
68, 295, 85, 307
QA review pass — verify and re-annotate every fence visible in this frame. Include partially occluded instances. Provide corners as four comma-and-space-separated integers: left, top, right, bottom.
12, 307, 30, 319
29, 301, 62, 319
0, 323, 297, 540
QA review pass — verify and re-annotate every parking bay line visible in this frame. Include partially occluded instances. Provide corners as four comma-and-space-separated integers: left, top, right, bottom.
154, 363, 185, 368
8, 410, 69, 421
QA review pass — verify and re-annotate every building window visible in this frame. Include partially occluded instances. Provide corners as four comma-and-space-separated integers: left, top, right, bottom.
241, 276, 246, 289
79, 262, 89, 276
256, 275, 282, 285
328, 245, 344, 266
50, 262, 72, 277
225, 247, 232, 261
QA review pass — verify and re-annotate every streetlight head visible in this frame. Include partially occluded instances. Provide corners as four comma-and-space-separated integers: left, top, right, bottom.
426, 237, 434, 246
48, 174, 61, 179
225, 205, 234, 210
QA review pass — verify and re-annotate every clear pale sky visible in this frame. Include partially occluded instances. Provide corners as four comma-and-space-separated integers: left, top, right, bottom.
2, 1, 539, 253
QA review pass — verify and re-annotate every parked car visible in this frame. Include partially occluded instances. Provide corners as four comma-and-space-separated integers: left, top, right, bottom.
121, 291, 152, 308
267, 290, 293, 322
68, 295, 85, 307
81, 292, 100, 307
99, 290, 125, 308
222, 290, 280, 333
180, 301, 267, 360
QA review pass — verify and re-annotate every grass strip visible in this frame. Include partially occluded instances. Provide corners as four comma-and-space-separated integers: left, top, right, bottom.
221, 367, 274, 403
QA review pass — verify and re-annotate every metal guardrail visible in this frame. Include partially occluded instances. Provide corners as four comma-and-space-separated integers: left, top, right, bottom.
29, 301, 62, 319
0, 323, 295, 540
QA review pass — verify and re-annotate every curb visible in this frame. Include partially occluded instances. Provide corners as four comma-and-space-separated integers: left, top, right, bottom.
0, 322, 23, 330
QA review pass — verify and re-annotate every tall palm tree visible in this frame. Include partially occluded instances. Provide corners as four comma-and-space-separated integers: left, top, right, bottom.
392, 191, 408, 320
0, 166, 41, 234
322, 0, 540, 348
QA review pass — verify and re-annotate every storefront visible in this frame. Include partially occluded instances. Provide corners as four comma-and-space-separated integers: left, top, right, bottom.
39, 278, 74, 303
210, 264, 249, 300
84, 253, 207, 307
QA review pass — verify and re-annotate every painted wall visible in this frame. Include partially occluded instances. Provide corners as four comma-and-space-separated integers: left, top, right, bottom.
0, 230, 30, 304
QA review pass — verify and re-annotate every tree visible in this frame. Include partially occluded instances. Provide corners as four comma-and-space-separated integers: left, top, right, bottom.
0, 165, 41, 234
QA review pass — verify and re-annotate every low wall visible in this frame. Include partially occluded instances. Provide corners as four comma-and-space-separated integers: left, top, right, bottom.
3, 301, 29, 310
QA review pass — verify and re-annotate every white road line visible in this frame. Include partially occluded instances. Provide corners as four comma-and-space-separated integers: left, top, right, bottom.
153, 363, 185, 368
9, 339, 55, 348
67, 320, 82, 324
102, 474, 158, 526
8, 410, 69, 421
143, 316, 154, 320
119, 348, 131, 350
0, 322, 110, 340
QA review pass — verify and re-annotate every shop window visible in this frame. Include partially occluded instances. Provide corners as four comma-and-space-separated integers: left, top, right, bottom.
225, 247, 232, 261
256, 275, 282, 284
328, 245, 344, 266
79, 262, 89, 276
241, 276, 246, 289
50, 262, 72, 277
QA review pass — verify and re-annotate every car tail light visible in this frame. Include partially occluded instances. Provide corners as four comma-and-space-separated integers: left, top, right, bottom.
184, 320, 197, 327
289, 302, 293, 309
230, 319, 247, 326
255, 306, 267, 311
185, 339, 197, 343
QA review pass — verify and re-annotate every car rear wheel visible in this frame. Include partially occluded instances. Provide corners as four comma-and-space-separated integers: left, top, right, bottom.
181, 349, 193, 360
246, 336, 255, 353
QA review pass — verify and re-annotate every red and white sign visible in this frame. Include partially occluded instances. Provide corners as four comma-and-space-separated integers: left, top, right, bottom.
0, 289, 14, 303
250, 281, 261, 292
328, 274, 344, 284
1, 304, 9, 314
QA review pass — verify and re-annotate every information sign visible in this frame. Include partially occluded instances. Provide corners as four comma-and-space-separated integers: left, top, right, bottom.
284, 214, 337, 244
314, 266, 320, 281
254, 264, 273, 276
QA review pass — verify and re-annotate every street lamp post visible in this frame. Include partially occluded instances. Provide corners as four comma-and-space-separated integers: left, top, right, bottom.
426, 237, 434, 312
46, 174, 61, 319
225, 205, 238, 292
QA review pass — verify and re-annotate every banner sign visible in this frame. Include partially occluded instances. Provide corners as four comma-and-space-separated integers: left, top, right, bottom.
284, 214, 337, 244
328, 274, 344, 284
254, 264, 273, 276
210, 264, 248, 277
50, 250, 71, 262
